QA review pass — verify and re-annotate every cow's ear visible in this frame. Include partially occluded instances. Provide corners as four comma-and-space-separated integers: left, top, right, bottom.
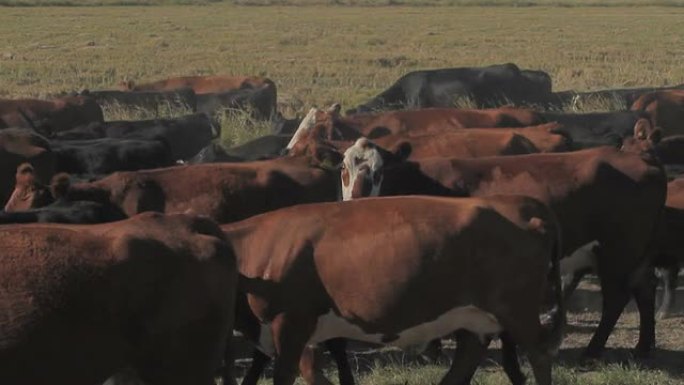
634, 118, 652, 140
649, 127, 663, 144
392, 141, 412, 162
313, 146, 343, 170
327, 103, 341, 117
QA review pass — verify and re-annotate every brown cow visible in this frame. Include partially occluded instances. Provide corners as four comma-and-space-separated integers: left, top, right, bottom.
64, 155, 338, 223
3, 163, 53, 212
0, 212, 237, 385
0, 95, 104, 135
120, 75, 275, 95
0, 128, 55, 206
631, 90, 684, 136
222, 195, 564, 385
290, 125, 546, 163
285, 105, 546, 151
341, 143, 666, 359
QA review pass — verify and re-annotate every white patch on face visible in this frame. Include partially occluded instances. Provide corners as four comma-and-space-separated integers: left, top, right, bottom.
285, 108, 319, 150
308, 305, 501, 347
341, 138, 384, 201
560, 240, 599, 287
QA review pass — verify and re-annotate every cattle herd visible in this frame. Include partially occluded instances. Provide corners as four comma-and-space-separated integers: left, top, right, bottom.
2, 62, 684, 385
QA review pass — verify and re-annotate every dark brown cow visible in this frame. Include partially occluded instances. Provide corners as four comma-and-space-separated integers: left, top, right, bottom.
120, 75, 274, 95
64, 156, 338, 223
0, 95, 103, 134
0, 212, 237, 385
0, 129, 55, 206
342, 144, 666, 359
631, 90, 684, 137
222, 195, 564, 385
3, 163, 53, 212
285, 105, 545, 151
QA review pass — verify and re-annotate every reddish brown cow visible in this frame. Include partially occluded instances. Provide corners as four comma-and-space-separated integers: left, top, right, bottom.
64, 155, 338, 223
0, 129, 55, 206
0, 95, 103, 134
0, 212, 237, 385
120, 75, 275, 95
223, 195, 564, 385
341, 144, 666, 359
285, 105, 546, 151
3, 163, 53, 212
631, 90, 684, 136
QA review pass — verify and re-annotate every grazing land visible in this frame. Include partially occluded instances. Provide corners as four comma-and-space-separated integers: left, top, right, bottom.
2, 4, 683, 145
1, 5, 684, 383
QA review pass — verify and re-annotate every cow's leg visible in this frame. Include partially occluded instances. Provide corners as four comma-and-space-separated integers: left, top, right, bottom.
656, 261, 680, 320
526, 348, 553, 385
240, 349, 271, 385
437, 330, 487, 385
271, 313, 317, 385
563, 269, 588, 299
299, 345, 333, 385
500, 332, 526, 385
632, 268, 657, 357
421, 339, 443, 363
325, 338, 355, 385
221, 337, 238, 385
584, 277, 631, 359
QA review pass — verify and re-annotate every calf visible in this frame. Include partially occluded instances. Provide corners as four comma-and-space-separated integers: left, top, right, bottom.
120, 75, 274, 95
222, 195, 564, 385
0, 212, 237, 385
3, 163, 53, 212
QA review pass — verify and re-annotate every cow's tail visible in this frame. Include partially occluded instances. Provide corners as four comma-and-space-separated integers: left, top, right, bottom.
543, 213, 566, 357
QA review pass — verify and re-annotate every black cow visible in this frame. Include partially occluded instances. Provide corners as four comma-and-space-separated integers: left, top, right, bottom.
549, 84, 684, 110
52, 138, 173, 177
539, 111, 653, 149
197, 85, 277, 121
80, 88, 197, 113
347, 63, 553, 113
271, 113, 302, 135
189, 135, 292, 164
53, 113, 216, 161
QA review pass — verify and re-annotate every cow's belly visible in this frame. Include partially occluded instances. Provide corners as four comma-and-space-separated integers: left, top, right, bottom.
309, 305, 501, 348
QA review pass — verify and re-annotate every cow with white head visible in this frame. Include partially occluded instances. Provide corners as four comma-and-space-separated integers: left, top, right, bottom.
341, 138, 410, 201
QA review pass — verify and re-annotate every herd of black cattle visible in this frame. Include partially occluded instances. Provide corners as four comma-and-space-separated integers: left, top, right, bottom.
1, 62, 684, 385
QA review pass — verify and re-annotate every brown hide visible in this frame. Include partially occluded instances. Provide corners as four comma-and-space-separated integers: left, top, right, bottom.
67, 156, 338, 223
0, 212, 237, 385
375, 147, 666, 356
223, 195, 563, 385
631, 90, 684, 136
0, 96, 103, 133
120, 75, 275, 95
314, 107, 545, 141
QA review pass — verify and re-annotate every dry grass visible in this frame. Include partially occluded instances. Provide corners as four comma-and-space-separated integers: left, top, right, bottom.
1, 4, 683, 117
2, 4, 682, 144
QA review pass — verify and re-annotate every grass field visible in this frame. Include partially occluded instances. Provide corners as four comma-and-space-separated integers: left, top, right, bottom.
1, 3, 684, 384
2, 3, 683, 145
